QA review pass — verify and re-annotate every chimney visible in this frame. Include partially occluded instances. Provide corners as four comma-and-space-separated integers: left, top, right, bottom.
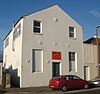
12, 20, 15, 29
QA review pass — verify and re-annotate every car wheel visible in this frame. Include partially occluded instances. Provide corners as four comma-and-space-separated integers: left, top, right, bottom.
84, 84, 89, 89
61, 85, 68, 92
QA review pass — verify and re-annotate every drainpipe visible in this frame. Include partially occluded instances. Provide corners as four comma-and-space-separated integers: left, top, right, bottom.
96, 26, 100, 77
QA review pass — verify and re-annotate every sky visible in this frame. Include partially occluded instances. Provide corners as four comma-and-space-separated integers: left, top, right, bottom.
0, 0, 100, 50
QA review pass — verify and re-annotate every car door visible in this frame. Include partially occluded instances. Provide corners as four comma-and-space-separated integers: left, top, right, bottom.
72, 75, 84, 89
67, 75, 77, 89
63, 76, 75, 89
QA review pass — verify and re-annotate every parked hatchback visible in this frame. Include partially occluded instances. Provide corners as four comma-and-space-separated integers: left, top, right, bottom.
49, 75, 89, 92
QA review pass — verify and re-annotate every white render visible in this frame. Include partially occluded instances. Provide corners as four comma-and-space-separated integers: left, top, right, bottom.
83, 44, 98, 80
3, 5, 84, 87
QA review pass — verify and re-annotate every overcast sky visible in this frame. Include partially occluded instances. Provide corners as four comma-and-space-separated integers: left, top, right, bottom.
0, 0, 100, 50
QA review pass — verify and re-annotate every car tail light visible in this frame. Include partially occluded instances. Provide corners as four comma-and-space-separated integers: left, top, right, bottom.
56, 81, 59, 84
56, 81, 59, 86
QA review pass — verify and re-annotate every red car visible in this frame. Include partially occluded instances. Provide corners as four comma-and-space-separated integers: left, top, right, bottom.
49, 75, 89, 92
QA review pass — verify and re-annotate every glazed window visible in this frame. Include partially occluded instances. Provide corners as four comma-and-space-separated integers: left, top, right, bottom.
4, 37, 9, 48
69, 26, 76, 38
69, 52, 77, 72
33, 20, 42, 34
69, 52, 75, 61
13, 23, 21, 40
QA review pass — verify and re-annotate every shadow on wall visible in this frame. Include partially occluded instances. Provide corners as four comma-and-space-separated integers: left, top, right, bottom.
6, 65, 20, 87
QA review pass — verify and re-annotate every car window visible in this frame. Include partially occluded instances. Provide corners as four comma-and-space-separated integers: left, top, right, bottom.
65, 76, 70, 80
69, 76, 73, 80
52, 76, 61, 80
73, 76, 81, 80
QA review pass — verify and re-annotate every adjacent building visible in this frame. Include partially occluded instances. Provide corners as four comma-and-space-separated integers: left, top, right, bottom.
83, 37, 100, 80
3, 5, 84, 87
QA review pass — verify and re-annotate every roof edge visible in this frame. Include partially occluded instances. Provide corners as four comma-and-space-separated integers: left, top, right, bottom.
24, 4, 59, 17
3, 16, 24, 41
3, 4, 59, 41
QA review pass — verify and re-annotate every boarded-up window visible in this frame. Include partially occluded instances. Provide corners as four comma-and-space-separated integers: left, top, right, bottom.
32, 49, 43, 72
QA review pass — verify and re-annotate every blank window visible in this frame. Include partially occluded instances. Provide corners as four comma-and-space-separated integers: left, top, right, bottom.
32, 49, 43, 72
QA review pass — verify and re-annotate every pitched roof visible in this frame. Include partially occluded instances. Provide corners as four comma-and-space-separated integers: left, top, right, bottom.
4, 4, 82, 40
4, 4, 58, 40
83, 37, 100, 45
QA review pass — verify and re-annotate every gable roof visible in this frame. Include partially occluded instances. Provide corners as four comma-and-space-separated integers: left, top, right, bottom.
4, 4, 82, 40
4, 4, 58, 41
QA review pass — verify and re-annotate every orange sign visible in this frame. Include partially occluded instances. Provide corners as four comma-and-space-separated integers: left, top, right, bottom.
52, 51, 61, 60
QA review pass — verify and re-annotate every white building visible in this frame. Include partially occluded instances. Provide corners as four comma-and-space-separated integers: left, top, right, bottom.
3, 5, 84, 87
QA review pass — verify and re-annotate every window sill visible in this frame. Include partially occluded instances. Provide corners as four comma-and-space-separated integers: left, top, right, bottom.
33, 33, 43, 35
32, 72, 43, 73
69, 70, 77, 72
69, 37, 77, 40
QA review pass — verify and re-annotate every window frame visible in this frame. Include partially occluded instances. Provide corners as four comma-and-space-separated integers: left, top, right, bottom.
4, 37, 9, 48
33, 20, 42, 34
13, 23, 21, 40
69, 26, 76, 38
69, 52, 75, 61
32, 49, 43, 73
69, 52, 77, 72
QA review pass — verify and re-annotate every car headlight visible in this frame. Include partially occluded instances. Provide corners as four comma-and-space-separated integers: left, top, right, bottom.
94, 82, 99, 84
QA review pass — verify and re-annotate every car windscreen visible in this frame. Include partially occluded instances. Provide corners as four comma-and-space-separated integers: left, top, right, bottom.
52, 76, 61, 80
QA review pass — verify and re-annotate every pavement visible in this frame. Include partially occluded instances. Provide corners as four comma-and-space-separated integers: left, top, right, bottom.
0, 86, 100, 94
0, 86, 61, 94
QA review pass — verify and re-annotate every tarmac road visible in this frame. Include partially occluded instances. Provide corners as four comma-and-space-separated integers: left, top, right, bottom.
0, 86, 100, 94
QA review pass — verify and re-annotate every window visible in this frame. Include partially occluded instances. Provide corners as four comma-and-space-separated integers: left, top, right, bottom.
4, 37, 9, 48
13, 23, 21, 40
69, 26, 76, 38
69, 52, 75, 61
17, 24, 21, 35
69, 52, 77, 72
65, 76, 70, 80
33, 20, 42, 33
72, 76, 81, 80
32, 49, 43, 72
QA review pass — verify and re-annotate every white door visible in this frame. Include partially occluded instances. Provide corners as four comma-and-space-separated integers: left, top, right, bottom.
84, 66, 90, 80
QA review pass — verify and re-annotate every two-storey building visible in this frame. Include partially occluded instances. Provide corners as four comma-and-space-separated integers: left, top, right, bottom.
3, 5, 84, 87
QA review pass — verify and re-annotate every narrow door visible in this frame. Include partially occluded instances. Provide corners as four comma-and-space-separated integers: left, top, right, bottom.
52, 62, 60, 77
84, 66, 90, 80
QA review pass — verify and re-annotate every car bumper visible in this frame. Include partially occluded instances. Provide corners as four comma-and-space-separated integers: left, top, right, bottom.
49, 85, 61, 89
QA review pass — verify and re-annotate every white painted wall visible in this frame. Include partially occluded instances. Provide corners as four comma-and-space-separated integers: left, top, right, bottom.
3, 19, 23, 86
20, 5, 83, 87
